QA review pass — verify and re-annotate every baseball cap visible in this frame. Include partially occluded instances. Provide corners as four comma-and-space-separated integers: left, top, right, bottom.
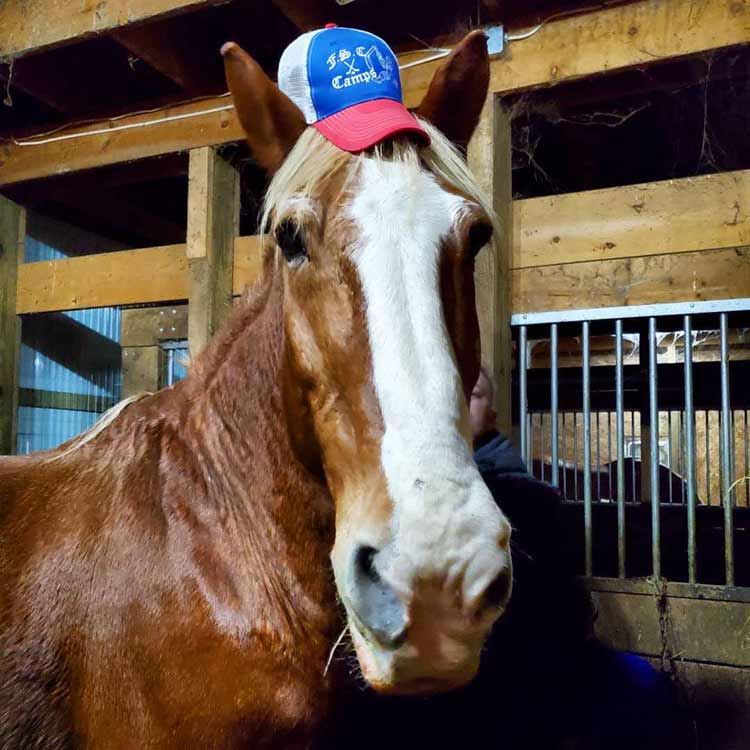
278, 25, 429, 152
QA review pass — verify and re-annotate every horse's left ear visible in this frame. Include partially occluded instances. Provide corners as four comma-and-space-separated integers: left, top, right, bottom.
415, 30, 490, 150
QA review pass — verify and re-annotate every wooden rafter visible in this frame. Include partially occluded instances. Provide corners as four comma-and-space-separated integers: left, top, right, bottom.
1, 0, 748, 187
111, 16, 222, 92
0, 0, 233, 60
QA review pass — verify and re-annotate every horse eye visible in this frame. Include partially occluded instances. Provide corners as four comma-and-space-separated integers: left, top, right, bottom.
468, 220, 493, 258
274, 219, 308, 265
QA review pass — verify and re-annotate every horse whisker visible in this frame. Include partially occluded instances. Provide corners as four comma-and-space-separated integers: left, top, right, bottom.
324, 625, 350, 677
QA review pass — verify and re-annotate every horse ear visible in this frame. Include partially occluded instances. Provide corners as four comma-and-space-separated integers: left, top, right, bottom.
414, 30, 490, 151
221, 42, 307, 175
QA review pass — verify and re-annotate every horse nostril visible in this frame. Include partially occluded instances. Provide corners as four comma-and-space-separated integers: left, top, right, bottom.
350, 545, 409, 649
483, 570, 511, 610
355, 545, 380, 584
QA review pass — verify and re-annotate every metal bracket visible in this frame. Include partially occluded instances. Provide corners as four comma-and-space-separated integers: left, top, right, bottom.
485, 25, 505, 57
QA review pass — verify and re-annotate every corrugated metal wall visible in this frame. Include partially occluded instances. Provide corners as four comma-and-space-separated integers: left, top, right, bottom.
17, 211, 125, 454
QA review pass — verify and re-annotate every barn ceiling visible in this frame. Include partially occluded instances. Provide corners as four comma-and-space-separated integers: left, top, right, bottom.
0, 0, 611, 140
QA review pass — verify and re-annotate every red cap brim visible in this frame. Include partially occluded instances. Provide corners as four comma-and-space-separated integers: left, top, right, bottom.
314, 99, 429, 153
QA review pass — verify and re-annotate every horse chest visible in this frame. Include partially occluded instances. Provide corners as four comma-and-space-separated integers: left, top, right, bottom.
82, 620, 333, 749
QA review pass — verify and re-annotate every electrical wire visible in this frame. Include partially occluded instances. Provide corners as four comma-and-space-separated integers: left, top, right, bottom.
6, 4, 609, 149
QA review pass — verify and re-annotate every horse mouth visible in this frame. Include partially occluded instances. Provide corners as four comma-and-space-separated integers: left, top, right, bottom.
346, 616, 479, 696
367, 675, 468, 696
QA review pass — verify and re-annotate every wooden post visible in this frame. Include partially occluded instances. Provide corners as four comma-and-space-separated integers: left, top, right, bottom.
186, 146, 239, 357
121, 346, 163, 397
468, 94, 513, 438
0, 196, 25, 455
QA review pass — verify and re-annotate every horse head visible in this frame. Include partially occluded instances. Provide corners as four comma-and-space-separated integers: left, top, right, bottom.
221, 30, 511, 696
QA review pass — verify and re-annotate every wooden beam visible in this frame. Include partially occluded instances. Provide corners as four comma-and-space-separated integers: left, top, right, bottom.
0, 96, 244, 186
186, 146, 238, 356
511, 246, 750, 314
0, 196, 24, 454
120, 304, 188, 347
15, 236, 749, 319
16, 244, 188, 314
591, 589, 750, 668
122, 346, 163, 397
3, 0, 747, 186
15, 235, 262, 315
514, 170, 750, 269
468, 95, 513, 437
402, 0, 750, 106
232, 235, 264, 295
111, 17, 219, 91
0, 0, 232, 60
271, 0, 328, 31
18, 388, 116, 413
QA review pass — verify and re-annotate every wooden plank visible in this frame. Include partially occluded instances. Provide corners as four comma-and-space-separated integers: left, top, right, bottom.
0, 196, 24, 454
111, 17, 218, 91
468, 96, 512, 437
15, 235, 263, 315
120, 304, 188, 347
16, 244, 188, 314
644, 658, 750, 750
232, 234, 264, 295
402, 0, 750, 107
122, 346, 162, 397
591, 589, 750, 668
511, 246, 750, 314
18, 388, 116, 413
3, 0, 748, 186
514, 170, 750, 269
0, 0, 232, 60
0, 96, 243, 186
15, 240, 750, 319
186, 146, 238, 355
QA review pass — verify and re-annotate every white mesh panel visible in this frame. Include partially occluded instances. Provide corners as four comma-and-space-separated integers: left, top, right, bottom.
278, 30, 319, 124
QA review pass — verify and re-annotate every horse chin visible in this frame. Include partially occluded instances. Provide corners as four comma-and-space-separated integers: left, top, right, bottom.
347, 618, 480, 696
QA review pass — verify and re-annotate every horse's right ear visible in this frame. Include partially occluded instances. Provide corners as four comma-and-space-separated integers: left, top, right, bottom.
221, 42, 307, 175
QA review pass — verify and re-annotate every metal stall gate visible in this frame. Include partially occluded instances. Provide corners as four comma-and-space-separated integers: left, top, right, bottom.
512, 298, 750, 746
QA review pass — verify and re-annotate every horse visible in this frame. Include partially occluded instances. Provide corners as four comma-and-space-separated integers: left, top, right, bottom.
0, 30, 512, 749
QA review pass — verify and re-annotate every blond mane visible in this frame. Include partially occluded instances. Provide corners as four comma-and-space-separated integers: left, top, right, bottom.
261, 119, 500, 243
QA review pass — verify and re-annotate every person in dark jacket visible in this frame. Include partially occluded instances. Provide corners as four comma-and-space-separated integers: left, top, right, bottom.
467, 367, 692, 750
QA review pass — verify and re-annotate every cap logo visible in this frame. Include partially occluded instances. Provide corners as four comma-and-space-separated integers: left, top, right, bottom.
328, 45, 394, 90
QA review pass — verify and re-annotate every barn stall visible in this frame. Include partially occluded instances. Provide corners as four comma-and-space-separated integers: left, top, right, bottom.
0, 0, 749, 747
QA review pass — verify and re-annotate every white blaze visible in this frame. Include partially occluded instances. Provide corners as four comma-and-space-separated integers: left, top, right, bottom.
349, 157, 508, 612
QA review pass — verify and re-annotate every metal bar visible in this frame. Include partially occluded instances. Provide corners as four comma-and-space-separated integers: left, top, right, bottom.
648, 317, 661, 580
519, 326, 528, 465
596, 412, 601, 501
706, 410, 711, 504
550, 323, 559, 487
530, 412, 535, 478
607, 411, 612, 501
684, 316, 697, 583
511, 298, 750, 327
720, 313, 734, 585
562, 411, 568, 499
583, 321, 593, 576
668, 411, 674, 504
680, 411, 686, 504
616, 320, 626, 578
574, 413, 579, 501
540, 413, 545, 482
631, 411, 636, 501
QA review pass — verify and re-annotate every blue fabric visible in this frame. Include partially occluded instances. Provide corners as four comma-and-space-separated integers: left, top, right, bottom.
307, 27, 402, 119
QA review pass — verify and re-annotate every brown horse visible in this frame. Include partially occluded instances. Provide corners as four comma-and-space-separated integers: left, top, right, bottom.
0, 31, 511, 749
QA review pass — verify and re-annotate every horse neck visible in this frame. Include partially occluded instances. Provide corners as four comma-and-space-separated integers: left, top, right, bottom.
181, 261, 334, 603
